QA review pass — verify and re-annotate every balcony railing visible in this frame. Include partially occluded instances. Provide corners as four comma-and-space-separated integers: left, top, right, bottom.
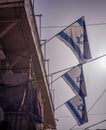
4, 112, 36, 130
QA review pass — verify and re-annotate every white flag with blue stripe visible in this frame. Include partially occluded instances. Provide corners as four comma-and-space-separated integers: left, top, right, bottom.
65, 95, 88, 125
57, 17, 91, 63
62, 65, 87, 97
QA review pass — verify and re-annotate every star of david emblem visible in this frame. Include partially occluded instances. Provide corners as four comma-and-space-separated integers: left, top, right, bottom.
76, 34, 83, 44
76, 75, 84, 83
77, 103, 85, 112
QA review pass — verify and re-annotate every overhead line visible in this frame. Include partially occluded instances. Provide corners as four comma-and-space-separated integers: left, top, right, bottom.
83, 119, 106, 130
41, 21, 106, 46
49, 53, 106, 85
57, 113, 106, 118
41, 22, 106, 29
70, 88, 106, 130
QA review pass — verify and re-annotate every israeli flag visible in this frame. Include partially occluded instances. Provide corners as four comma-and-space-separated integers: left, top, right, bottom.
65, 95, 88, 125
57, 17, 91, 63
62, 65, 87, 97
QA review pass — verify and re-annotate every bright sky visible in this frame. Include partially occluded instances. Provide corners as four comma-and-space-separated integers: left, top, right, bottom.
34, 0, 106, 130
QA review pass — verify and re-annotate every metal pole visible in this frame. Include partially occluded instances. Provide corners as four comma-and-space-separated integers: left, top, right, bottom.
50, 75, 55, 117
44, 40, 46, 61
33, 0, 34, 11
47, 59, 49, 77
52, 89, 55, 108
39, 14, 42, 39
41, 39, 47, 61
36, 14, 42, 39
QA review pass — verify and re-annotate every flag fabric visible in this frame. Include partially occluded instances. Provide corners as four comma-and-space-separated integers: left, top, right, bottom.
62, 64, 87, 97
27, 84, 42, 124
57, 17, 91, 63
65, 95, 88, 125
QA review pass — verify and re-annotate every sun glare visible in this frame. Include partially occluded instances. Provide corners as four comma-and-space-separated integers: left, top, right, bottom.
99, 57, 106, 69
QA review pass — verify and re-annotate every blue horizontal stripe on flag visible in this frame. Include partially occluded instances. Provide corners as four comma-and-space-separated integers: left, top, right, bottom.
58, 31, 84, 61
66, 100, 84, 125
64, 73, 84, 98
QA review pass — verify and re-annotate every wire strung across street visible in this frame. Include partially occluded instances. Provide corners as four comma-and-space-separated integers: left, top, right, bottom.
41, 22, 106, 29
40, 21, 106, 46
49, 53, 106, 85
83, 119, 106, 130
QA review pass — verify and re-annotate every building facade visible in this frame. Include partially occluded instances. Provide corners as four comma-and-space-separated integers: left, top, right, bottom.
0, 0, 56, 130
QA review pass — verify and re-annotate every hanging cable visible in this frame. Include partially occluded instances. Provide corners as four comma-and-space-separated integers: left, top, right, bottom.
41, 22, 106, 29
49, 53, 106, 85
9, 52, 103, 95
54, 67, 106, 130
55, 85, 106, 111
41, 21, 106, 46
83, 119, 106, 130
7, 53, 105, 86
69, 88, 106, 130
88, 89, 106, 113
56, 112, 106, 119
